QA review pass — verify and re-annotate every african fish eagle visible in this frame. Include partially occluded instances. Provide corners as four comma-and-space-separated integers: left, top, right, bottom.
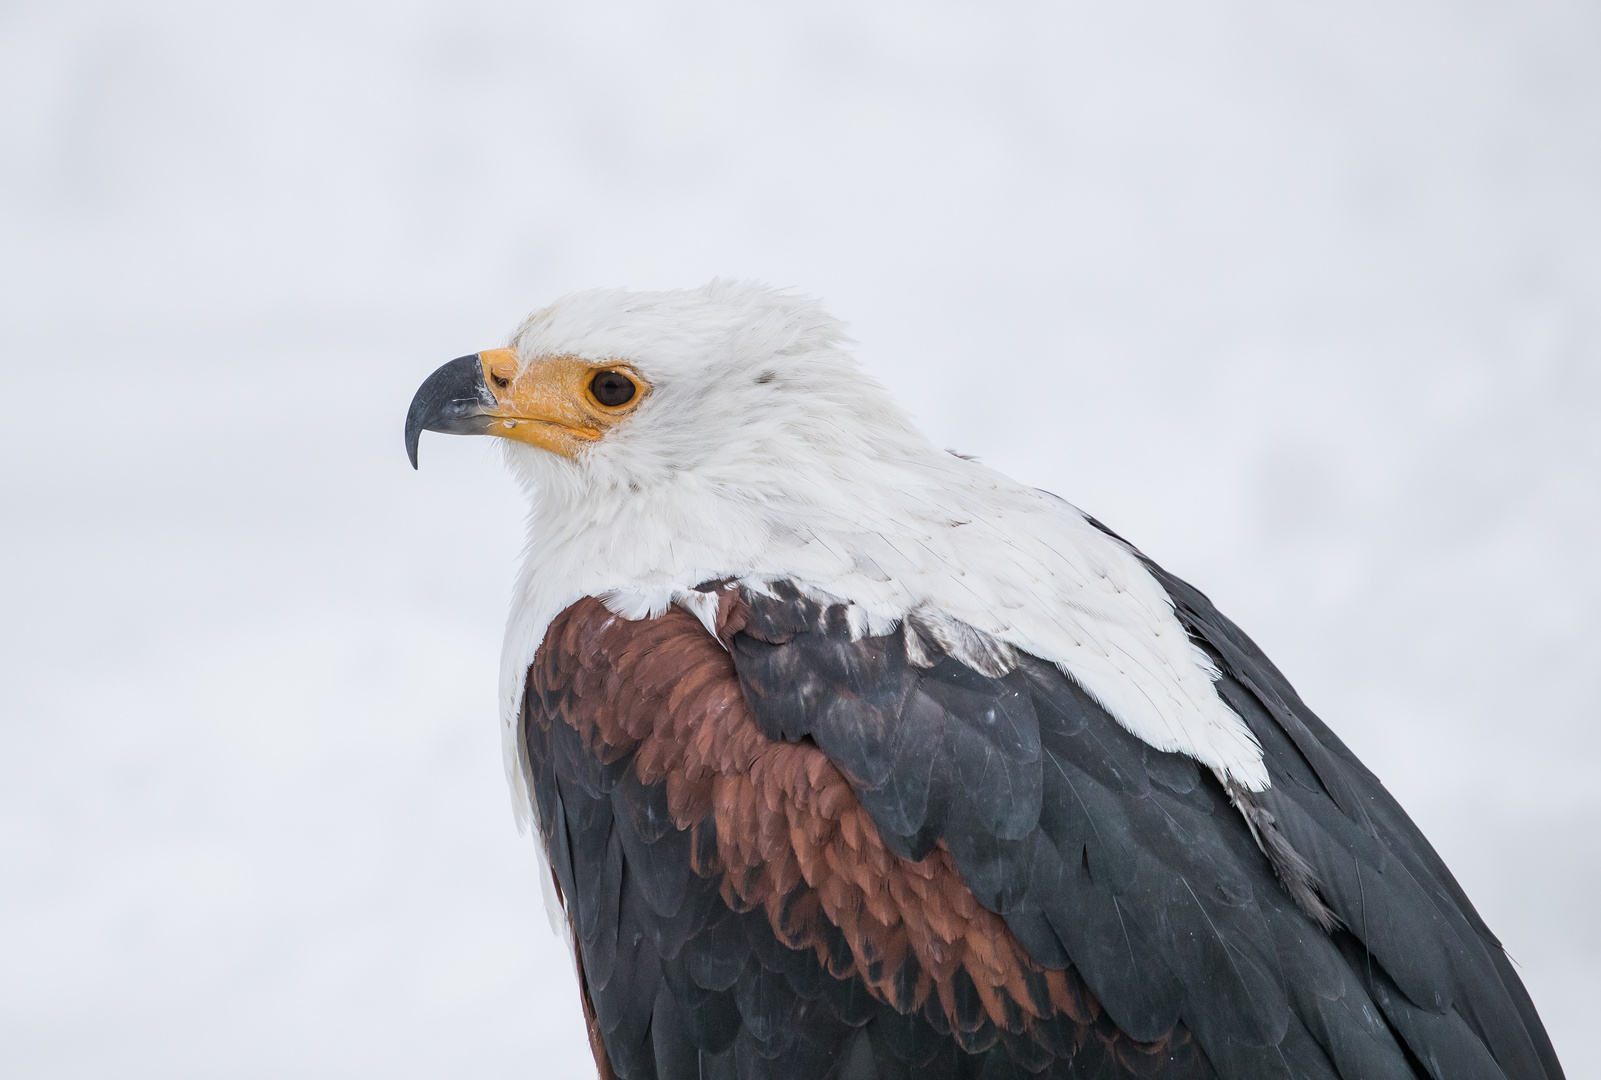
404, 282, 1563, 1080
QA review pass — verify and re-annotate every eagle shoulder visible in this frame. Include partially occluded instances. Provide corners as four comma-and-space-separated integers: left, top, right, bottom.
524, 593, 1212, 1080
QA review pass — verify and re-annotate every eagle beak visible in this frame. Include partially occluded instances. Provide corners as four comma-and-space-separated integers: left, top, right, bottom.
404, 353, 500, 469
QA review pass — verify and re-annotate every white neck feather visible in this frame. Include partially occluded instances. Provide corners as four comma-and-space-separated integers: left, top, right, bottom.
486, 284, 1269, 833
495, 424, 1269, 832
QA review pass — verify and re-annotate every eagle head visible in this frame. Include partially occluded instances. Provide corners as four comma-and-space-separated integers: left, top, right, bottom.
405, 281, 927, 501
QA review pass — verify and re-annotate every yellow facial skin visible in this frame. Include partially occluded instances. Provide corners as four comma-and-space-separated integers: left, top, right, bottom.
474, 348, 650, 458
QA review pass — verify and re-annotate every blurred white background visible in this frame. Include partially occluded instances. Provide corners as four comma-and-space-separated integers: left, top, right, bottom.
2, 2, 1596, 1077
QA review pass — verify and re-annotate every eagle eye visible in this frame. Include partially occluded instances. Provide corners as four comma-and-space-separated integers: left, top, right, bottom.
589, 370, 638, 408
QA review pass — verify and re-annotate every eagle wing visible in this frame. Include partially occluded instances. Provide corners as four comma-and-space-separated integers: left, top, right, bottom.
1135, 549, 1564, 1080
523, 560, 1562, 1080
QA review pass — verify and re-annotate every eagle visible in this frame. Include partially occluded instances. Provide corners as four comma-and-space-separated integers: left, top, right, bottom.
405, 282, 1563, 1080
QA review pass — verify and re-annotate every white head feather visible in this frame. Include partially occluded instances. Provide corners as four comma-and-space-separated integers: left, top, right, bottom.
493, 281, 1267, 835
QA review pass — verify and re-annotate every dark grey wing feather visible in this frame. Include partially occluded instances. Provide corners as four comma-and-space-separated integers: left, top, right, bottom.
728, 568, 1563, 1080
1098, 520, 1565, 1080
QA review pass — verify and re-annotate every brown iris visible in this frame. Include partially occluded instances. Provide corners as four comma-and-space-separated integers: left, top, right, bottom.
590, 370, 637, 407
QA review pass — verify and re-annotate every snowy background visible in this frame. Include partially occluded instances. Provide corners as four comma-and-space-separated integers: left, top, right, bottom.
2, 2, 1596, 1077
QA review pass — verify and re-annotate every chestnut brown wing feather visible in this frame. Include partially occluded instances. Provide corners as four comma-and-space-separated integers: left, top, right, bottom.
525, 596, 1213, 1080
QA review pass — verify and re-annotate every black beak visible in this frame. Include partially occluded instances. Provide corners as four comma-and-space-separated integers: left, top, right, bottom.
405, 354, 500, 469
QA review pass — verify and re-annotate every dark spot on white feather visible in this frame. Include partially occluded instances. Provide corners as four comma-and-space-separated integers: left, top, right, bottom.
755, 371, 776, 385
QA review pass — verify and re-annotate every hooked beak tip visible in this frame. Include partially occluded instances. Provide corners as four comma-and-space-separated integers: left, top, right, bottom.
405, 353, 496, 470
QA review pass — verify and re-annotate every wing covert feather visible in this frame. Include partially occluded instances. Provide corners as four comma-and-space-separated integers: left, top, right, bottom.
526, 595, 1217, 1079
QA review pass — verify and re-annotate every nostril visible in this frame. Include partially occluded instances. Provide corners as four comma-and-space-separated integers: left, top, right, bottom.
491, 373, 510, 389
